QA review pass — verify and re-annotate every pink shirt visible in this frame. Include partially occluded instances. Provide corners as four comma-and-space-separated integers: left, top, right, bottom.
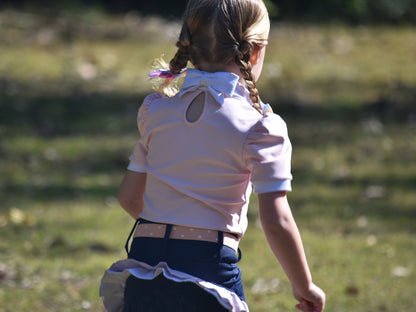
128, 69, 292, 237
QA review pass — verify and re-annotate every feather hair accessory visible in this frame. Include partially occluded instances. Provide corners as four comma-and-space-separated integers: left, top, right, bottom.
149, 56, 187, 97
149, 69, 187, 80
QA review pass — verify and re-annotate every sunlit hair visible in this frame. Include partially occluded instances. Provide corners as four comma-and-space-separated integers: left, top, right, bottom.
155, 0, 270, 114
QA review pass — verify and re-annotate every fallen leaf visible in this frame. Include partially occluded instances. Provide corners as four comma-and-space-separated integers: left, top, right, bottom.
345, 285, 359, 296
251, 278, 280, 294
391, 266, 411, 277
9, 208, 25, 224
366, 235, 377, 246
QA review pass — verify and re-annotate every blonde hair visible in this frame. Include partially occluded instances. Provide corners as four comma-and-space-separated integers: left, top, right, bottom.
157, 0, 270, 114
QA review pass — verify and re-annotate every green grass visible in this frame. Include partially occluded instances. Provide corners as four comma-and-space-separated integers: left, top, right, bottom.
0, 9, 415, 312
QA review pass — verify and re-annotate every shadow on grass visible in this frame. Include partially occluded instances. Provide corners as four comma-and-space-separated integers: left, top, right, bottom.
0, 91, 145, 137
1, 183, 119, 202
1, 77, 415, 137
1, 81, 415, 229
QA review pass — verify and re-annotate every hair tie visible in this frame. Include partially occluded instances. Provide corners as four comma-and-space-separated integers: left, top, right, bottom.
149, 68, 187, 80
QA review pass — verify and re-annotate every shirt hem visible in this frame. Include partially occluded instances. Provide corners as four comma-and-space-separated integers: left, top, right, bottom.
127, 162, 146, 172
253, 179, 292, 194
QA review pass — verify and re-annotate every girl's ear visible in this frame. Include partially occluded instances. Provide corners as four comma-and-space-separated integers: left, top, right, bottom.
250, 44, 262, 65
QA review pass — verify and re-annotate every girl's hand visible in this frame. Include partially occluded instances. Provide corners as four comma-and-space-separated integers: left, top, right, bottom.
293, 283, 325, 312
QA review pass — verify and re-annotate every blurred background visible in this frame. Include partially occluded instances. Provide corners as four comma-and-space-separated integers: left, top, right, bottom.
0, 1, 415, 311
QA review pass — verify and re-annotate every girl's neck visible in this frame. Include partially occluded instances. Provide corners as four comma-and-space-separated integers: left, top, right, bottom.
195, 61, 245, 84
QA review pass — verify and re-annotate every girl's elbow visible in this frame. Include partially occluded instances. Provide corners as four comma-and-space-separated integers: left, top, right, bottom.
119, 197, 144, 218
118, 192, 128, 208
118, 193, 139, 210
260, 214, 293, 234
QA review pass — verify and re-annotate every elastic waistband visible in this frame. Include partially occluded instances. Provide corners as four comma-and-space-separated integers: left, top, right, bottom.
134, 222, 239, 252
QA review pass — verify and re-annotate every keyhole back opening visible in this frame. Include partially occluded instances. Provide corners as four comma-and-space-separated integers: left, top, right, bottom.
186, 93, 205, 123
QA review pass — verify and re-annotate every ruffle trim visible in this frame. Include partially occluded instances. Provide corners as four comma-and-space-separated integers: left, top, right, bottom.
100, 259, 249, 312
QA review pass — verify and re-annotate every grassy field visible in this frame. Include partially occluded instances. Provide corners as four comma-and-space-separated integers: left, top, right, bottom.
0, 9, 415, 311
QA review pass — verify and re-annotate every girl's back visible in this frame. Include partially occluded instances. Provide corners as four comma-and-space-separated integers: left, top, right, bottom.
130, 69, 291, 235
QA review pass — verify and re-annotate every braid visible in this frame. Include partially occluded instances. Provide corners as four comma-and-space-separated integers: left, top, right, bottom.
152, 41, 190, 97
170, 24, 192, 74
153, 26, 191, 97
170, 43, 191, 75
235, 41, 263, 115
154, 0, 270, 104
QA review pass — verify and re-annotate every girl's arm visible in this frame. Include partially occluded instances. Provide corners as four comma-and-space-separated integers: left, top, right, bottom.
258, 191, 325, 312
118, 170, 146, 219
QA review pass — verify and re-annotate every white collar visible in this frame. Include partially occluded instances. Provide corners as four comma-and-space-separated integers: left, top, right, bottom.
179, 69, 240, 104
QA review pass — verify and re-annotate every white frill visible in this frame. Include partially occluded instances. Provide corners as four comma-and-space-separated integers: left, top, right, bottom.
100, 259, 249, 312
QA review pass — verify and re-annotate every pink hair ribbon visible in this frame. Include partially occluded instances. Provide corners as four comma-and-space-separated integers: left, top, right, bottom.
149, 69, 187, 80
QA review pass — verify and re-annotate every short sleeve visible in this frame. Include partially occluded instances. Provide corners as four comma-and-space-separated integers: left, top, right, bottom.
244, 114, 293, 194
127, 93, 164, 172
127, 140, 147, 172
137, 93, 164, 135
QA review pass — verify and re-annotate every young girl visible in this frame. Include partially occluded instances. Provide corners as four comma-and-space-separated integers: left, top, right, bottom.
100, 0, 325, 311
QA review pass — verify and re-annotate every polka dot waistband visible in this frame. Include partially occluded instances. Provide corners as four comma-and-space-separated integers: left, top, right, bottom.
134, 223, 239, 251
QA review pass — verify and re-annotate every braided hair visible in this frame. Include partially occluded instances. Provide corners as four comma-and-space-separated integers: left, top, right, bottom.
234, 40, 263, 114
164, 0, 270, 115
